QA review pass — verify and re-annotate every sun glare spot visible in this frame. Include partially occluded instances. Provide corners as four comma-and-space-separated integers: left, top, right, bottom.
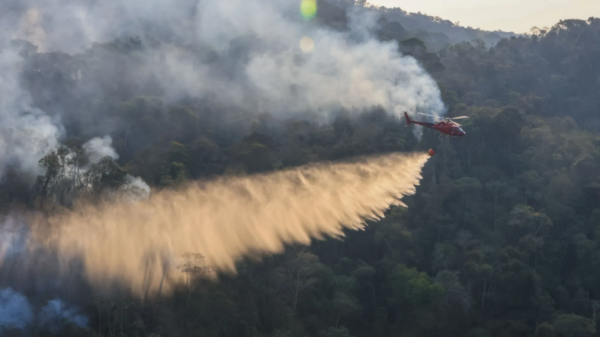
300, 36, 315, 53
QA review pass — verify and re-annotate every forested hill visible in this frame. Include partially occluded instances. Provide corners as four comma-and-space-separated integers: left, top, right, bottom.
321, 0, 517, 50
1, 3, 600, 337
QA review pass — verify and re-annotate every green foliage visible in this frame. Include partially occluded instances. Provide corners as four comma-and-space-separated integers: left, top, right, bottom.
167, 142, 191, 165
85, 157, 128, 192
400, 37, 427, 53
389, 264, 445, 308
317, 326, 354, 337
4, 6, 600, 337
160, 162, 187, 187
552, 314, 596, 337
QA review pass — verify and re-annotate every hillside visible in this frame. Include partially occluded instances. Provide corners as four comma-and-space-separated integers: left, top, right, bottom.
322, 0, 517, 50
0, 2, 600, 337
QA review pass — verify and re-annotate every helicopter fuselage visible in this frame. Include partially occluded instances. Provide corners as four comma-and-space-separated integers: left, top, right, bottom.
404, 112, 466, 137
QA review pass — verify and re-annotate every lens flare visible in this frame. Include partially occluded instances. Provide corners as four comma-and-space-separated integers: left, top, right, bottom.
300, 36, 315, 53
300, 0, 317, 20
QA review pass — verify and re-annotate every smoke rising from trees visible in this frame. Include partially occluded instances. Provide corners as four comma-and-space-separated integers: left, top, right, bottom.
0, 0, 444, 333
0, 0, 445, 178
0, 287, 87, 332
0, 44, 63, 178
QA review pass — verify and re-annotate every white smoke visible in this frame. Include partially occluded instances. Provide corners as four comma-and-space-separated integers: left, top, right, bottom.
0, 0, 447, 179
0, 218, 88, 331
39, 299, 88, 331
123, 175, 151, 200
13, 9, 46, 51
0, 44, 63, 179
147, 0, 446, 119
81, 135, 151, 200
0, 287, 88, 331
0, 288, 33, 329
83, 136, 119, 164
5, 0, 445, 121
0, 217, 28, 263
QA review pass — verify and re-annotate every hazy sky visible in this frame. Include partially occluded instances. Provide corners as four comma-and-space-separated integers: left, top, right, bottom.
367, 0, 600, 33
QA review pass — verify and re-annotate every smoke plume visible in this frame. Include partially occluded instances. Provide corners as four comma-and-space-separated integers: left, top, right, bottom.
13, 152, 430, 298
38, 299, 88, 331
0, 287, 87, 331
0, 43, 63, 179
83, 136, 152, 200
1, 0, 441, 314
0, 0, 445, 179
83, 136, 119, 165
0, 288, 32, 329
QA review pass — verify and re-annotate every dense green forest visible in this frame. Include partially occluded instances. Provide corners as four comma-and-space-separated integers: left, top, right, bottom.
1, 1, 600, 337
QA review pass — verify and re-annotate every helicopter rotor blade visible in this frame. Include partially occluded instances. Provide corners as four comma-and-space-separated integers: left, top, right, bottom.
418, 113, 441, 120
449, 116, 470, 120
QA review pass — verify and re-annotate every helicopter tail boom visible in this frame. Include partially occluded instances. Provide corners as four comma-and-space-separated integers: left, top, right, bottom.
404, 112, 435, 128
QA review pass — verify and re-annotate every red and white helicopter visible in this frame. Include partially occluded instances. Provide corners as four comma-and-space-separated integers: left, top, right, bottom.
404, 112, 468, 138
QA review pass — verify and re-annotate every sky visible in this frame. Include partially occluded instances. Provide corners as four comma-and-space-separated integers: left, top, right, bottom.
367, 0, 600, 33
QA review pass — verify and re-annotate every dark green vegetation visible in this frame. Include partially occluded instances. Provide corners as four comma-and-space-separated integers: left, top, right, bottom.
2, 2, 600, 337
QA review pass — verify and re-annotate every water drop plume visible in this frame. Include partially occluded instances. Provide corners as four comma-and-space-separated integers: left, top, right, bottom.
28, 152, 429, 297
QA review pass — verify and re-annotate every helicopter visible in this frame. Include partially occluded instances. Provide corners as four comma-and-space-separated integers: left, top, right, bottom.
404, 112, 468, 138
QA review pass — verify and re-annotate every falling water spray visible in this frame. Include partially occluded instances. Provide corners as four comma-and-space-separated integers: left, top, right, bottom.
8, 152, 431, 298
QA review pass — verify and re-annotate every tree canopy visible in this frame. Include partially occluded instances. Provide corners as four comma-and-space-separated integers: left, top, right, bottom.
2, 3, 600, 337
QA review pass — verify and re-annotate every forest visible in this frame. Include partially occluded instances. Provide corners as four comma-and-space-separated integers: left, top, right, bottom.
1, 1, 600, 337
